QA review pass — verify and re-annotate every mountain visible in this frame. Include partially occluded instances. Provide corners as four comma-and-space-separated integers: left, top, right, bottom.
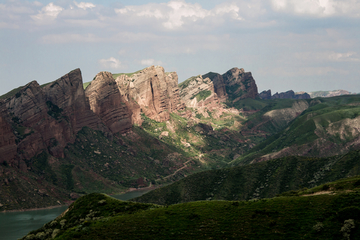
0, 67, 193, 211
1, 65, 360, 212
0, 66, 264, 211
309, 90, 353, 98
21, 176, 360, 240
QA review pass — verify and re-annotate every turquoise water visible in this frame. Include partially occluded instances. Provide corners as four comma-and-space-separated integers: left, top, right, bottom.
0, 189, 152, 240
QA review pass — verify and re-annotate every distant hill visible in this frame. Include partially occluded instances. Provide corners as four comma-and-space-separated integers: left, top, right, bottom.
234, 95, 360, 164
134, 150, 360, 205
308, 90, 353, 98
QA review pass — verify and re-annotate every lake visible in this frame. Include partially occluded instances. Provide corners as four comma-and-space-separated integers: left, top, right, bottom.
0, 189, 152, 240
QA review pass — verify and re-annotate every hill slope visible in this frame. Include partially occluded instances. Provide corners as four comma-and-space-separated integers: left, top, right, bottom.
134, 150, 360, 205
21, 177, 360, 240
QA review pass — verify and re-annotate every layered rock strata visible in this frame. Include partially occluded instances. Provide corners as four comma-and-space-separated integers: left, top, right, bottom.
180, 67, 259, 110
0, 100, 17, 166
85, 72, 132, 134
115, 66, 185, 123
179, 75, 220, 109
1, 69, 105, 165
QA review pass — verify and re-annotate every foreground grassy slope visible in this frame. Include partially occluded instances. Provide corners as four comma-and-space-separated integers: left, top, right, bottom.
134, 150, 360, 205
22, 177, 360, 240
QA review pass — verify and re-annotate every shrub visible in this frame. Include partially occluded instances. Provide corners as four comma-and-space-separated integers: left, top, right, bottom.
313, 222, 324, 232
340, 219, 355, 240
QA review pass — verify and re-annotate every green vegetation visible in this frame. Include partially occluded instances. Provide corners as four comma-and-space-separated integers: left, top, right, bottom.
190, 90, 212, 102
29, 152, 58, 185
112, 68, 145, 79
83, 81, 91, 90
22, 177, 360, 240
0, 86, 23, 99
46, 101, 64, 120
134, 150, 360, 205
178, 75, 199, 90
234, 95, 360, 165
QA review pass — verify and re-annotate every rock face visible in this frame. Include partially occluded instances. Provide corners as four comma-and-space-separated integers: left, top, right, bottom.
259, 90, 271, 100
114, 66, 185, 122
85, 72, 132, 134
0, 101, 17, 166
222, 67, 258, 101
202, 72, 227, 102
1, 69, 105, 165
180, 67, 258, 109
179, 75, 220, 109
259, 90, 310, 100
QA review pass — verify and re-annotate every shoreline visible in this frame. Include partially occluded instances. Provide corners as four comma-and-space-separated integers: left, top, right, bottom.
1, 185, 158, 213
0, 203, 71, 213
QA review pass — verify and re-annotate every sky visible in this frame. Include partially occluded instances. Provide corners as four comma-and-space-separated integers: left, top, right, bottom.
1, 0, 360, 96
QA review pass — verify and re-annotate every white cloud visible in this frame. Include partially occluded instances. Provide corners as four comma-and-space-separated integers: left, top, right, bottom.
271, 0, 360, 17
295, 51, 360, 62
115, 0, 243, 30
140, 59, 163, 66
99, 57, 124, 69
74, 1, 96, 10
328, 52, 360, 62
42, 33, 102, 44
31, 3, 63, 21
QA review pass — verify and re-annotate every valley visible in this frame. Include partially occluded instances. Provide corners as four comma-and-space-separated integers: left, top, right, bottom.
0, 66, 359, 212
0, 65, 359, 239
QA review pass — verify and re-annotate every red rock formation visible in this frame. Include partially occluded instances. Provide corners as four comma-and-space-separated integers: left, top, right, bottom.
202, 72, 227, 102
0, 100, 17, 166
2, 69, 106, 161
85, 71, 132, 134
115, 66, 185, 122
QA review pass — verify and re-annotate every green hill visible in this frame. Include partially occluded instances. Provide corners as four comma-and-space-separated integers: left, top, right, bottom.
22, 176, 360, 240
133, 150, 360, 205
234, 95, 360, 165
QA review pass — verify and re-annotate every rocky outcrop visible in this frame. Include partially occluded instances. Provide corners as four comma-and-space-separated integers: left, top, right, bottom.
114, 66, 185, 123
222, 68, 258, 101
179, 75, 220, 109
202, 68, 258, 103
85, 72, 132, 134
259, 90, 310, 100
202, 72, 227, 101
259, 90, 271, 100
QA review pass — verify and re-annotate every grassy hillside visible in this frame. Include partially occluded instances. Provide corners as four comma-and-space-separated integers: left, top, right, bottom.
22, 177, 360, 240
134, 150, 360, 205
234, 95, 360, 165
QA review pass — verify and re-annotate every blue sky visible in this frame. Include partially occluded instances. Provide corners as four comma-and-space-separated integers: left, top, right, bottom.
1, 0, 360, 96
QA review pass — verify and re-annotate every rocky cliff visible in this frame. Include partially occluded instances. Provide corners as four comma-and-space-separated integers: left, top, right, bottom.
1, 69, 104, 165
85, 72, 132, 134
115, 66, 185, 123
179, 67, 258, 114
222, 67, 258, 101
179, 75, 220, 108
